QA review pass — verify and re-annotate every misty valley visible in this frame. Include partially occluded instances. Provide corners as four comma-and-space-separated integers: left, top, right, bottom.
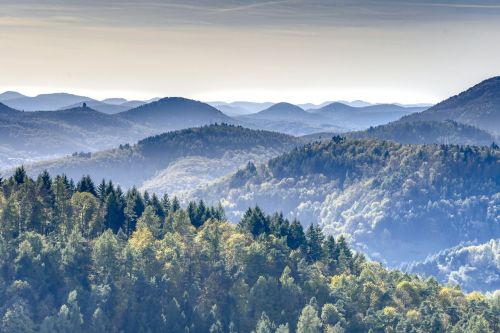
0, 77, 499, 332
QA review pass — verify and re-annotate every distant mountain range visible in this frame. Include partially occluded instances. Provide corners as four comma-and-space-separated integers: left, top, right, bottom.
0, 104, 148, 168
1, 75, 499, 169
301, 77, 500, 145
237, 101, 428, 135
208, 101, 274, 116
310, 103, 428, 129
209, 99, 433, 117
3, 93, 91, 111
0, 91, 155, 114
0, 97, 236, 169
59, 100, 137, 114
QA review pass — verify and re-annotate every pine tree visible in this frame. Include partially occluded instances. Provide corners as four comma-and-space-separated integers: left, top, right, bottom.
306, 224, 325, 262
75, 175, 96, 196
323, 236, 339, 272
336, 236, 352, 273
124, 187, 145, 235
97, 179, 107, 201
104, 190, 125, 233
13, 166, 27, 185
161, 193, 171, 215
287, 219, 306, 250
172, 196, 181, 212
36, 170, 54, 207
149, 193, 165, 218
270, 212, 290, 238
238, 206, 269, 237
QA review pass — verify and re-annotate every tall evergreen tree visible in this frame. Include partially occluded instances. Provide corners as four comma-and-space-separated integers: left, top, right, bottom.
13, 166, 27, 185
287, 219, 306, 250
306, 224, 325, 262
238, 206, 270, 237
75, 175, 96, 196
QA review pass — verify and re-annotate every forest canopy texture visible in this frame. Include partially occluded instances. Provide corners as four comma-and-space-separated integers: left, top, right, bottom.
0, 170, 498, 332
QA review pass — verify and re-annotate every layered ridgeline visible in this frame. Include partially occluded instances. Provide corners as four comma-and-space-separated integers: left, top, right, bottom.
237, 102, 345, 136
208, 101, 274, 116
0, 171, 497, 333
237, 102, 426, 136
18, 124, 302, 195
0, 104, 147, 169
0, 98, 237, 169
1, 92, 91, 111
0, 91, 150, 113
57, 100, 139, 114
195, 138, 500, 267
400, 76, 500, 135
347, 120, 498, 146
310, 103, 427, 130
405, 239, 500, 292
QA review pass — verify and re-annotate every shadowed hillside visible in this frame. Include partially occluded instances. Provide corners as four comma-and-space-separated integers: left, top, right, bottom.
400, 77, 500, 134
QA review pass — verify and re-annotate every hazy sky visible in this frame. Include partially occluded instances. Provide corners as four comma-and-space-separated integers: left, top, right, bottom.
1, 0, 500, 103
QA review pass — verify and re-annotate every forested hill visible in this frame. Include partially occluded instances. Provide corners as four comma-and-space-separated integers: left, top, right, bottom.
399, 76, 500, 134
18, 124, 302, 194
0, 98, 239, 170
118, 97, 236, 130
136, 123, 298, 157
347, 120, 497, 146
248, 103, 313, 120
196, 138, 500, 267
0, 105, 149, 169
0, 171, 497, 332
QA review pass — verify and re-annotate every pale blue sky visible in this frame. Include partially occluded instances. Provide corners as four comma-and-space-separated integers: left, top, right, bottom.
1, 0, 499, 103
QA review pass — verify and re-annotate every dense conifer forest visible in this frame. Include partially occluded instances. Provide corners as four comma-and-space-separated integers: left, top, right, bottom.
347, 120, 497, 146
202, 137, 499, 267
0, 170, 498, 332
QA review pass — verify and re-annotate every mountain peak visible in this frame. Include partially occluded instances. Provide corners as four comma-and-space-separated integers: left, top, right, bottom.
138, 97, 225, 111
0, 91, 26, 102
433, 76, 500, 109
101, 98, 128, 105
400, 76, 500, 134
119, 97, 234, 130
316, 102, 353, 112
270, 102, 303, 109
256, 102, 306, 116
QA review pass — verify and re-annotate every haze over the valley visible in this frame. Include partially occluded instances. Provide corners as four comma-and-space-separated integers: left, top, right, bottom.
0, 2, 499, 332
